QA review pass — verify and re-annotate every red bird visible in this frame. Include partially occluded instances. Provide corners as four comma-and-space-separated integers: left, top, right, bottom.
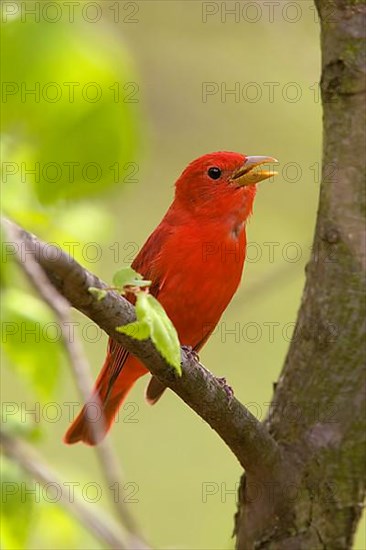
65, 152, 277, 445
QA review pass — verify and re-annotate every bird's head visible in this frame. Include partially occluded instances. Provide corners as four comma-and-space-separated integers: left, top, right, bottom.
174, 151, 278, 221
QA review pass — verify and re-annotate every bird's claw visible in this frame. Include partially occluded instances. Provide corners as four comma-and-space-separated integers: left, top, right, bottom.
216, 376, 234, 401
181, 346, 212, 378
181, 345, 200, 364
181, 347, 233, 403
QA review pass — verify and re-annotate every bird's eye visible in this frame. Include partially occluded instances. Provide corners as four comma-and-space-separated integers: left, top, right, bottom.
207, 167, 222, 180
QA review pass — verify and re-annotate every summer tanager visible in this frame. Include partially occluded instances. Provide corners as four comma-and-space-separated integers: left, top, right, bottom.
65, 152, 277, 445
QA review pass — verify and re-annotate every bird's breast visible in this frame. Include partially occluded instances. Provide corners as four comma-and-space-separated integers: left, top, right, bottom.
156, 221, 247, 347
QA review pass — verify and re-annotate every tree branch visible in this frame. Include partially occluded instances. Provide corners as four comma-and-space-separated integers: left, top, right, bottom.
0, 429, 130, 550
2, 217, 281, 475
3, 220, 148, 549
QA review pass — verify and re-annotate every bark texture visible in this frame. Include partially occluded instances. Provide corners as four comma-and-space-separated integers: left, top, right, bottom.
235, 0, 366, 547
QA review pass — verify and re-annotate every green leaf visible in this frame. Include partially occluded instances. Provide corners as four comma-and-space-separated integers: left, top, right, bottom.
117, 292, 181, 375
112, 267, 151, 289
88, 287, 107, 301
139, 294, 181, 374
116, 320, 150, 340
1, 457, 34, 549
1, 17, 139, 204
1, 288, 62, 400
1, 408, 42, 443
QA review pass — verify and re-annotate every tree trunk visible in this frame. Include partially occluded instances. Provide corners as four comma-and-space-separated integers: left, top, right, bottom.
235, 0, 366, 547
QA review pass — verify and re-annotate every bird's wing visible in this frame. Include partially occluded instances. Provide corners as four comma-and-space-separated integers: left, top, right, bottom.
131, 221, 169, 296
105, 223, 170, 394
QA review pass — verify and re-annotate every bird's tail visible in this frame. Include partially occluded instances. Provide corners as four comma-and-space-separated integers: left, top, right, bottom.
64, 350, 147, 446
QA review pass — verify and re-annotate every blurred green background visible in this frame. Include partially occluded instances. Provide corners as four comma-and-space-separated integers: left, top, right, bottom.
1, 1, 364, 549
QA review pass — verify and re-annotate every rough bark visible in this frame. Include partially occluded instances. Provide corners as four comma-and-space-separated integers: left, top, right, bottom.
234, 0, 366, 548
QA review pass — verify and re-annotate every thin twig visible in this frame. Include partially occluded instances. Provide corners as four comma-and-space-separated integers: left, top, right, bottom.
3, 220, 149, 550
0, 429, 128, 550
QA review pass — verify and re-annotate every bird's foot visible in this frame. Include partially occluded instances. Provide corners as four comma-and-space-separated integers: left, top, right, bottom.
181, 345, 200, 364
216, 376, 234, 401
181, 346, 213, 379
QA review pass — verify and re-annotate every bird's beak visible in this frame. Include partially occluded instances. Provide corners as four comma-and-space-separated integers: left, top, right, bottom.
231, 156, 279, 186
